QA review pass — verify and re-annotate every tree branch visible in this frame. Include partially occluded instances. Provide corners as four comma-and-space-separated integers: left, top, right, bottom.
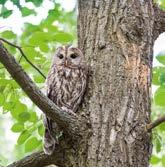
146, 115, 165, 132
7, 151, 55, 167
0, 38, 46, 79
7, 136, 71, 167
0, 41, 80, 138
7, 149, 65, 167
153, 3, 165, 38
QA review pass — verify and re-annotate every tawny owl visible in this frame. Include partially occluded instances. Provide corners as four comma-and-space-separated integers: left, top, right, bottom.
43, 45, 88, 155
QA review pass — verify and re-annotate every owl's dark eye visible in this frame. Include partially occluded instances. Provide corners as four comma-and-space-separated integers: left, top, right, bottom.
58, 54, 64, 59
70, 53, 77, 59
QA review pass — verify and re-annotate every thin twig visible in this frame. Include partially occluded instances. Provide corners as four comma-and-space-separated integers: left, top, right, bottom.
18, 54, 23, 63
146, 115, 165, 132
0, 38, 46, 79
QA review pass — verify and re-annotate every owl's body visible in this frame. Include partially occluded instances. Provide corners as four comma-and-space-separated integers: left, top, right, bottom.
43, 46, 87, 155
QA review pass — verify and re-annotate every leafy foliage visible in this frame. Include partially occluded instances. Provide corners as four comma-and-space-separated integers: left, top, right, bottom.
0, 30, 16, 39
151, 51, 165, 166
11, 122, 24, 132
0, 1, 76, 166
20, 7, 36, 17
0, 6, 13, 18
154, 0, 165, 10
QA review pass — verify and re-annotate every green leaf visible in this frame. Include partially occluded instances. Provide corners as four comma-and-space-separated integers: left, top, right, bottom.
156, 138, 161, 153
161, 156, 165, 165
0, 6, 13, 18
158, 123, 165, 131
25, 137, 40, 152
0, 94, 5, 106
152, 67, 160, 85
47, 4, 61, 22
11, 0, 21, 8
25, 0, 43, 7
18, 112, 31, 122
150, 155, 160, 164
52, 33, 73, 42
0, 0, 7, 5
11, 102, 27, 119
152, 67, 165, 85
29, 111, 38, 122
22, 47, 39, 60
28, 123, 38, 133
11, 123, 24, 133
21, 7, 36, 17
17, 130, 31, 145
0, 30, 16, 39
0, 78, 9, 86
38, 124, 44, 136
22, 23, 40, 37
159, 0, 165, 10
33, 74, 45, 83
39, 43, 49, 53
0, 78, 18, 88
159, 73, 165, 85
28, 32, 51, 45
0, 78, 14, 86
4, 44, 17, 55
156, 52, 165, 65
154, 86, 165, 106
41, 24, 58, 32
3, 102, 15, 113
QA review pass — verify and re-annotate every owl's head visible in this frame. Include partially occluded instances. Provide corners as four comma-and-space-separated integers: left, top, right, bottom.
53, 46, 85, 68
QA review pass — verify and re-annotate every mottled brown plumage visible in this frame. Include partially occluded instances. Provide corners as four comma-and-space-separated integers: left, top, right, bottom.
43, 46, 87, 155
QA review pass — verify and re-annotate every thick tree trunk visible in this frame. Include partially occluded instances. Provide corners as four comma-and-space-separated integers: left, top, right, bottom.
76, 1, 154, 166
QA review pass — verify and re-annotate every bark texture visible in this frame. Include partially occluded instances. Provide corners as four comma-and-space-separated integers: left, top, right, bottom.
2, 1, 165, 167
78, 0, 155, 166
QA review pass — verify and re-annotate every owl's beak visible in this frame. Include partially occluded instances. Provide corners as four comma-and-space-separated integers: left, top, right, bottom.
64, 59, 68, 67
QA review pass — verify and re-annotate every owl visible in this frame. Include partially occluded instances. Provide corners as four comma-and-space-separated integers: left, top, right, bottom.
43, 45, 88, 155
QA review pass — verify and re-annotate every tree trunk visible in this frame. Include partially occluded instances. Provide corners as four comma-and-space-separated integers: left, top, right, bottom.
76, 0, 154, 166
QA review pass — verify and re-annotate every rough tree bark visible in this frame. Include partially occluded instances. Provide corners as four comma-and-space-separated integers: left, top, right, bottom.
1, 0, 165, 167
78, 1, 154, 166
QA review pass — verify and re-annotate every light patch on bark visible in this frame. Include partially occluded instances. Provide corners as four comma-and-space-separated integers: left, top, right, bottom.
117, 96, 129, 126
109, 128, 117, 145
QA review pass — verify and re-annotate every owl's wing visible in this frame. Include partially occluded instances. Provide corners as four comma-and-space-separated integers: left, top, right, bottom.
71, 66, 88, 112
43, 114, 56, 155
46, 67, 55, 96
43, 68, 58, 155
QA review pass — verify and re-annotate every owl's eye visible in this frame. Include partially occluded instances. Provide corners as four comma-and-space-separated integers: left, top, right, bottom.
58, 54, 64, 59
70, 53, 77, 59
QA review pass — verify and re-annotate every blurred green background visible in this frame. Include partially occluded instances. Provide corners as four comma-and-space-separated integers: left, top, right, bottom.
0, 0, 165, 166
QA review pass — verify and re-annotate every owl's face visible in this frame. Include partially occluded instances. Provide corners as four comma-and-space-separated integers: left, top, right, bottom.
53, 46, 85, 68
